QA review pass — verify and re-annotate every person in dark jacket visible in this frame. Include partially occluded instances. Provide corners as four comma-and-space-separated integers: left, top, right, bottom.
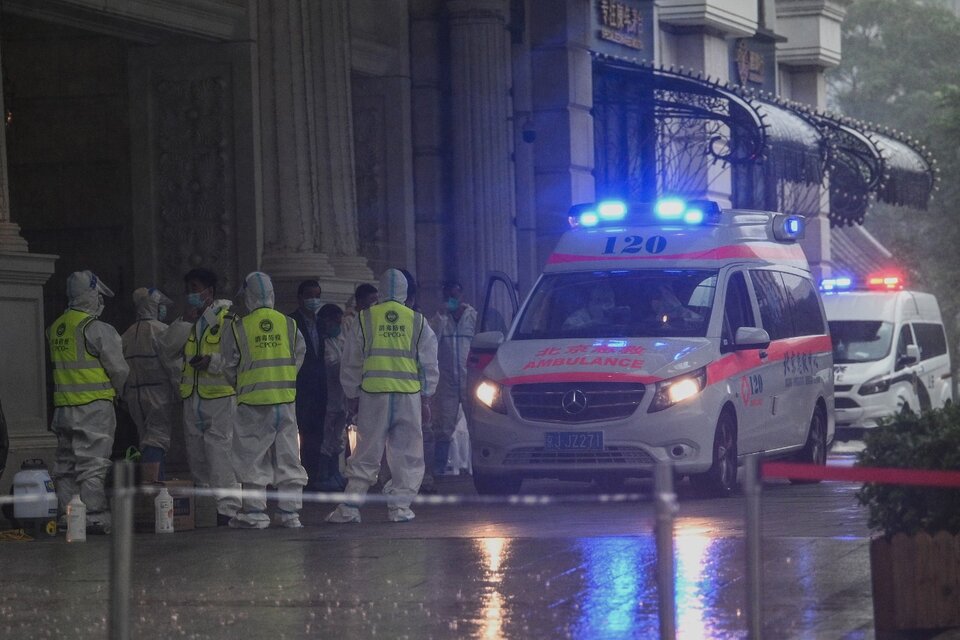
289, 279, 327, 488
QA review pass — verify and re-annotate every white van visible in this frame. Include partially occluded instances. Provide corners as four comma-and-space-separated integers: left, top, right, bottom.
821, 279, 953, 440
467, 199, 834, 496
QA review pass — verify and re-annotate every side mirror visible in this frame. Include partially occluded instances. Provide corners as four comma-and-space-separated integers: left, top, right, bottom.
898, 344, 920, 367
734, 327, 771, 350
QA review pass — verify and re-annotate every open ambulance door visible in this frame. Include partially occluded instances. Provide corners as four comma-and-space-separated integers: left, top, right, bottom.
465, 271, 520, 424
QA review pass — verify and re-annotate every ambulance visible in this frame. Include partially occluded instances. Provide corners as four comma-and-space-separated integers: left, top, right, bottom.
820, 275, 953, 441
467, 198, 834, 496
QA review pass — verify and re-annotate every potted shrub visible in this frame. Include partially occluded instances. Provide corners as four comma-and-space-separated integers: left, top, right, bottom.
856, 403, 960, 638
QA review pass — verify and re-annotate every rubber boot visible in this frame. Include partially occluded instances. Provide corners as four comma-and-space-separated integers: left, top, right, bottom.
315, 454, 345, 492
141, 446, 166, 481
433, 440, 452, 477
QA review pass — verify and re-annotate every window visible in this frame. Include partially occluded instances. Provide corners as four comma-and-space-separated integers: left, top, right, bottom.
513, 269, 717, 340
829, 321, 894, 364
750, 270, 792, 340
894, 325, 915, 371
913, 323, 948, 360
782, 273, 825, 336
722, 271, 755, 350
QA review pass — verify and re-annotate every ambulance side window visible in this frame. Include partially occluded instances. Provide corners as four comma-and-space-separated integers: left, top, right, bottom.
781, 273, 825, 336
750, 270, 792, 341
721, 271, 755, 351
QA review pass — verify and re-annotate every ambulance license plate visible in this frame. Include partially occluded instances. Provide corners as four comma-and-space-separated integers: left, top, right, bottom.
545, 431, 604, 450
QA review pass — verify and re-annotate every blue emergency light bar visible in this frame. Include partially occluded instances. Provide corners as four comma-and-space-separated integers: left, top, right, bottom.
568, 198, 722, 228
820, 276, 854, 292
771, 214, 805, 242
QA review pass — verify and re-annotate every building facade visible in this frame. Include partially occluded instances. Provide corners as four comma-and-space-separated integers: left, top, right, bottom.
0, 0, 932, 483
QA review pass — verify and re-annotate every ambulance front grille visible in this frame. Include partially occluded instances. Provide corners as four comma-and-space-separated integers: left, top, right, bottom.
503, 446, 656, 466
835, 384, 854, 392
511, 382, 646, 423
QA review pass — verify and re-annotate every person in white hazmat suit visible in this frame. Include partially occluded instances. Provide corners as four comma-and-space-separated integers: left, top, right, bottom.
221, 272, 309, 529
158, 268, 241, 524
429, 280, 477, 479
47, 270, 129, 533
121, 287, 180, 479
326, 268, 439, 523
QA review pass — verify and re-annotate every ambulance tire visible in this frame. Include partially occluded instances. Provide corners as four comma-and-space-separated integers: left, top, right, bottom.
790, 406, 827, 484
691, 409, 738, 498
473, 470, 522, 496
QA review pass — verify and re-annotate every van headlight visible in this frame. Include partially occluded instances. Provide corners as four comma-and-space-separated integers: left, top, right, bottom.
475, 379, 507, 414
858, 375, 891, 396
648, 367, 707, 413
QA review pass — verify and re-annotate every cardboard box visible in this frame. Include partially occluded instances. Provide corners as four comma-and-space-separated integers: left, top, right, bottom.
133, 479, 194, 532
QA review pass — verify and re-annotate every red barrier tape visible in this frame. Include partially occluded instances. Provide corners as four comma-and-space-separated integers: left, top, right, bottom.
762, 462, 960, 488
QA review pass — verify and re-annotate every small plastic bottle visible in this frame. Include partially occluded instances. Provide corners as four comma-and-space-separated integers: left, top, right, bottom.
66, 494, 86, 543
154, 486, 174, 534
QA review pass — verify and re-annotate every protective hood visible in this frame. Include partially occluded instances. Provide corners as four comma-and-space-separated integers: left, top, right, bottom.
379, 268, 408, 304
132, 287, 173, 321
66, 270, 114, 315
241, 271, 275, 310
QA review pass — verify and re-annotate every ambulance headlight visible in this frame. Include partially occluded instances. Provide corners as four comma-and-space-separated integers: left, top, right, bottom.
475, 379, 507, 414
858, 375, 891, 396
648, 367, 707, 413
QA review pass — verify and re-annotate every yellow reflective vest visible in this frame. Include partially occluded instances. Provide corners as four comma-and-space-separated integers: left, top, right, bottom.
232, 308, 297, 405
48, 309, 116, 407
180, 307, 236, 400
359, 300, 425, 394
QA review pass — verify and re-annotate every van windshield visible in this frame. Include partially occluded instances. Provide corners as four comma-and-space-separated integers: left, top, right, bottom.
829, 320, 894, 363
514, 270, 717, 340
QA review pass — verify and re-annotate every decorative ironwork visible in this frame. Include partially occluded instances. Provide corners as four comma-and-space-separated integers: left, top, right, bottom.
593, 57, 823, 207
592, 55, 936, 224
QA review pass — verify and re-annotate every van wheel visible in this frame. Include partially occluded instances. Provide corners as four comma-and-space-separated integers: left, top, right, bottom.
791, 407, 827, 484
473, 470, 522, 496
691, 410, 737, 497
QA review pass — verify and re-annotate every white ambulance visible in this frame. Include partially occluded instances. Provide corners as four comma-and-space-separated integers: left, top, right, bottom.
821, 276, 953, 441
468, 198, 834, 496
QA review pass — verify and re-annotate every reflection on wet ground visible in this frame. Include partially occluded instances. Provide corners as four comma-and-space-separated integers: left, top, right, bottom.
1, 474, 881, 639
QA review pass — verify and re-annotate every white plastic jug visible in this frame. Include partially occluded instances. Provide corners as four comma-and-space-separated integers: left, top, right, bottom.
12, 459, 57, 521
66, 494, 86, 543
154, 486, 174, 534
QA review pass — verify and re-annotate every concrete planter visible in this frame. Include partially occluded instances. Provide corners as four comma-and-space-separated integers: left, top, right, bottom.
870, 531, 960, 638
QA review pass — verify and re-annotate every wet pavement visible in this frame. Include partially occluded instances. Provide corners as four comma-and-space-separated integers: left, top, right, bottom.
1, 458, 958, 639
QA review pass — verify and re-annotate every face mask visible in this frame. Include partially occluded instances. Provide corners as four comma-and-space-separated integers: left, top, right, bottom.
186, 291, 206, 308
328, 325, 341, 338
446, 297, 460, 312
304, 298, 323, 313
94, 294, 105, 317
158, 306, 168, 322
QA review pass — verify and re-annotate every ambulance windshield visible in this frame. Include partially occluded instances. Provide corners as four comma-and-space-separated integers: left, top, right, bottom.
514, 270, 717, 340
828, 320, 894, 363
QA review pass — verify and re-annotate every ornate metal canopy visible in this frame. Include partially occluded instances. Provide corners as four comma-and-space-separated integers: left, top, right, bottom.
591, 56, 936, 225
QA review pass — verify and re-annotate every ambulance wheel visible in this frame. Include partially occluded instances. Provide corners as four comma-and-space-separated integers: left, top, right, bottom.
473, 470, 521, 496
790, 406, 827, 484
691, 410, 738, 498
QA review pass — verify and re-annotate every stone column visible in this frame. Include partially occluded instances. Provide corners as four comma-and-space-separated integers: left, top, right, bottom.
0, 46, 26, 253
448, 0, 518, 302
258, 0, 371, 308
0, 40, 58, 495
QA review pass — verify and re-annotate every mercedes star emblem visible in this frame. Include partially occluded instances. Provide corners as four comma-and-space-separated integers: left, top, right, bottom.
561, 389, 588, 414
